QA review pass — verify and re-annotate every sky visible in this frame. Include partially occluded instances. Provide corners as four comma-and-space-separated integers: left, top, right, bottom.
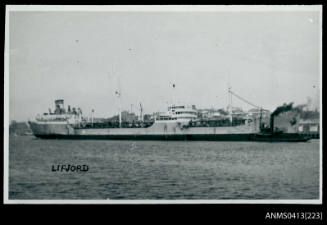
8, 7, 321, 121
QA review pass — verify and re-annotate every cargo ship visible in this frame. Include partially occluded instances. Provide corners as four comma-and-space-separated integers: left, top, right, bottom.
28, 97, 310, 142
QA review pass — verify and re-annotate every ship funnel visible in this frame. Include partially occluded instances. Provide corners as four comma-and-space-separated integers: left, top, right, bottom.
270, 102, 293, 132
270, 116, 274, 133
55, 99, 65, 114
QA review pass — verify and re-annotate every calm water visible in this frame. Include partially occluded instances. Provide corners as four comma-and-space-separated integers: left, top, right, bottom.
9, 136, 320, 200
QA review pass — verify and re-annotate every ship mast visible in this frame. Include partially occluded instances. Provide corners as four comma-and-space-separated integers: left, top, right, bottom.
119, 100, 122, 128
173, 83, 176, 106
115, 76, 122, 128
139, 103, 143, 122
111, 65, 122, 128
228, 86, 233, 123
117, 90, 122, 128
170, 82, 176, 107
91, 109, 94, 126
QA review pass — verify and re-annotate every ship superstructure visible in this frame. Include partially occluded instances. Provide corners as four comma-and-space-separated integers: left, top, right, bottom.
35, 99, 83, 124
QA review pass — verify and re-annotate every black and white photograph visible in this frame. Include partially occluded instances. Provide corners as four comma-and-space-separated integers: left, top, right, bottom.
4, 5, 322, 205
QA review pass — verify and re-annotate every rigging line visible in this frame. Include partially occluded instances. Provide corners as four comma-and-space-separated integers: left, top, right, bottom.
229, 90, 260, 109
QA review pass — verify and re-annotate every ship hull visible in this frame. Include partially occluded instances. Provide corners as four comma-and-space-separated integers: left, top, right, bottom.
29, 121, 310, 142
33, 133, 309, 142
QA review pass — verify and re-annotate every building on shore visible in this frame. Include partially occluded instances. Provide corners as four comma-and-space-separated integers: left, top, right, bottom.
298, 118, 320, 138
272, 110, 320, 138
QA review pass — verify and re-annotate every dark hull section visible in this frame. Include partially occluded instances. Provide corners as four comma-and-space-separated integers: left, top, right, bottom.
34, 133, 310, 142
252, 133, 311, 142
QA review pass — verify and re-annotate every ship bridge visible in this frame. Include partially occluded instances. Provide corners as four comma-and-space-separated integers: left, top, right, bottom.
169, 105, 197, 120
